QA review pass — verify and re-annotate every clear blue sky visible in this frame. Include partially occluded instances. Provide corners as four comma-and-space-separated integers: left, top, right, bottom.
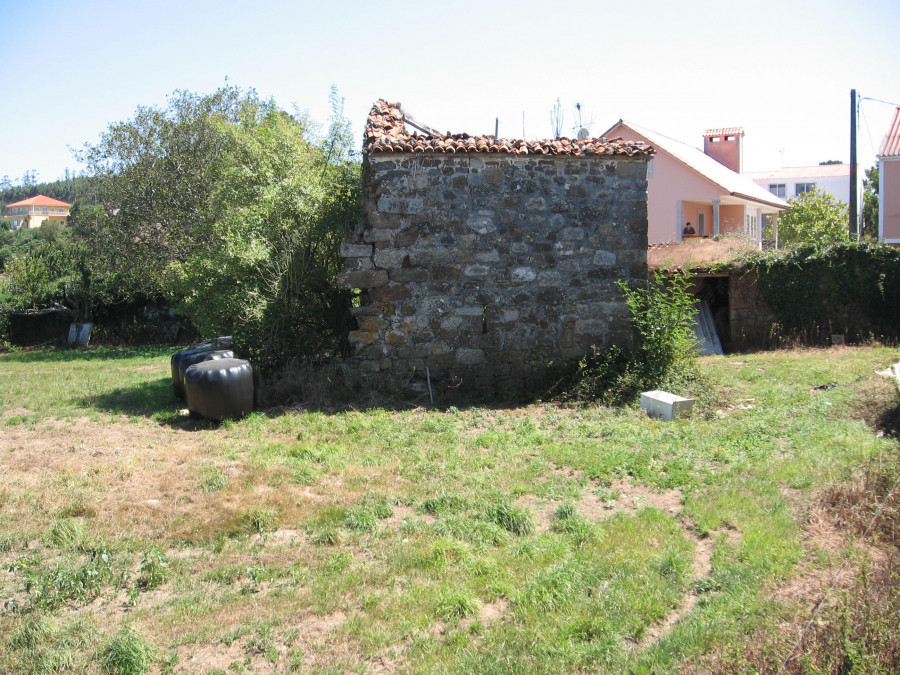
2, 0, 898, 185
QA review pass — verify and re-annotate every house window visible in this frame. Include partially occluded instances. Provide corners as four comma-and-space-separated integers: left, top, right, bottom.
795, 183, 815, 195
646, 159, 653, 178
768, 184, 786, 198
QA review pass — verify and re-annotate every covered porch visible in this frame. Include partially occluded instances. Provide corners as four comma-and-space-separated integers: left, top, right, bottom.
676, 196, 782, 246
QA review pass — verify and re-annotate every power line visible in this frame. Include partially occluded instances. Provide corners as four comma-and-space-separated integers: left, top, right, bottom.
859, 103, 877, 157
860, 96, 900, 108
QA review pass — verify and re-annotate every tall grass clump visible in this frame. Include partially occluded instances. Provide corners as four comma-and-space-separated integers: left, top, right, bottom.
98, 626, 153, 675
550, 270, 700, 404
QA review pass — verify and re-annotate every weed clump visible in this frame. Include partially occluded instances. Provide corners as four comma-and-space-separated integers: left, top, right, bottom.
486, 502, 534, 536
3, 614, 98, 674
197, 467, 229, 493
99, 626, 154, 675
137, 550, 170, 589
434, 590, 481, 620
245, 508, 280, 535
45, 518, 85, 550
343, 495, 393, 532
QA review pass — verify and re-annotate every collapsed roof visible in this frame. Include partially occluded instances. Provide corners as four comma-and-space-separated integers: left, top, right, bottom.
364, 100, 654, 157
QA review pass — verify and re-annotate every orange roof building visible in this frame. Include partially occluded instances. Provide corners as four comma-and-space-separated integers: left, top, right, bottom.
3, 194, 71, 230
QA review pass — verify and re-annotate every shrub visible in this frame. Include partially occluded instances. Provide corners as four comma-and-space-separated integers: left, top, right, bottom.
548, 270, 700, 404
617, 269, 698, 383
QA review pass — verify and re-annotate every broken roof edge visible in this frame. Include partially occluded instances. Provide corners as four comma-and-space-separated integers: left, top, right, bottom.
647, 236, 760, 273
364, 100, 655, 157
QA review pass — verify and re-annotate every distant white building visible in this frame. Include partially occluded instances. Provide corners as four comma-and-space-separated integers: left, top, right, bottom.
744, 164, 862, 206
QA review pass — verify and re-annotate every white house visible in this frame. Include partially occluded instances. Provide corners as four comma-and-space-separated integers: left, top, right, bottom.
744, 163, 861, 204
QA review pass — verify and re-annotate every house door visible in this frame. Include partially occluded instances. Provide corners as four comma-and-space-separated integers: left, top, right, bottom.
697, 212, 706, 236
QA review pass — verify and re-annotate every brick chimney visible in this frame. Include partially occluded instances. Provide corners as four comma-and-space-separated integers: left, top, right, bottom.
703, 127, 744, 174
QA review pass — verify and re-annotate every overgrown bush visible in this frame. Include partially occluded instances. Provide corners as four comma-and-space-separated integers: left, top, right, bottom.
776, 187, 849, 246
745, 242, 900, 340
549, 270, 700, 404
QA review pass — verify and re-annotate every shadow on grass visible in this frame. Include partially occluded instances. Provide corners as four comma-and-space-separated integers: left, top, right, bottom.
878, 402, 900, 438
82, 377, 229, 431
3, 345, 177, 363
81, 377, 179, 418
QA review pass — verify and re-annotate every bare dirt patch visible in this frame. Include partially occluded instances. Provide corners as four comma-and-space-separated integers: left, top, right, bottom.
580, 478, 684, 522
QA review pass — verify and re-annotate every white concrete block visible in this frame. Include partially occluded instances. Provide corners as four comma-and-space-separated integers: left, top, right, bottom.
640, 390, 694, 421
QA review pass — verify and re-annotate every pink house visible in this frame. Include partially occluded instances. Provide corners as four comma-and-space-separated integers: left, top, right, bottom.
878, 107, 900, 245
602, 121, 789, 245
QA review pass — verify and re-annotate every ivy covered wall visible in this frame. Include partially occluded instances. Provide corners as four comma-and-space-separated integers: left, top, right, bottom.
736, 243, 900, 347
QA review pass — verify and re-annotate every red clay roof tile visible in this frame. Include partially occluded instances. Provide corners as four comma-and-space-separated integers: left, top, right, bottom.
703, 127, 744, 137
365, 100, 654, 157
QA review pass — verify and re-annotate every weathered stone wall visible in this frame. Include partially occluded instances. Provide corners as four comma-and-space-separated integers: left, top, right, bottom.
729, 270, 777, 350
339, 153, 649, 392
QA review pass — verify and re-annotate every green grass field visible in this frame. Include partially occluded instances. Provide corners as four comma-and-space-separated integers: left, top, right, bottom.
0, 345, 898, 674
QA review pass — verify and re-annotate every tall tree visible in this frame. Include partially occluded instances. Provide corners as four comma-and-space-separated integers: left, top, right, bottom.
74, 85, 360, 365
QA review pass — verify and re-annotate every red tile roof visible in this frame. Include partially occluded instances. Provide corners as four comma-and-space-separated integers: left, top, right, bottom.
364, 100, 654, 157
879, 107, 900, 158
5, 194, 72, 208
703, 127, 744, 137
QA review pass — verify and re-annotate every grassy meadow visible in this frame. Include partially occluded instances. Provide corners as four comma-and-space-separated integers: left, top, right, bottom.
0, 345, 898, 674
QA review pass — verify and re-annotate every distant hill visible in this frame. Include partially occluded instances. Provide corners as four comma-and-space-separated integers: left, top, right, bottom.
1, 175, 101, 209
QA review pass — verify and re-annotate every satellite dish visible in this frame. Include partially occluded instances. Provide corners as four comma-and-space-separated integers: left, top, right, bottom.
577, 127, 589, 140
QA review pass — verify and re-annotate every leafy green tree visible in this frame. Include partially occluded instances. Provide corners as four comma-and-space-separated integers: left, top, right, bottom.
863, 164, 879, 241
75, 85, 360, 365
169, 91, 360, 367
777, 187, 849, 246
75, 85, 262, 300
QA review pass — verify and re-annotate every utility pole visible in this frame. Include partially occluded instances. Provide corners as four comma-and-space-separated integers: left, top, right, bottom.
850, 89, 858, 239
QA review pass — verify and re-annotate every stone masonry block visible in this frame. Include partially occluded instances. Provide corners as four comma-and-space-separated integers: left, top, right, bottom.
340, 243, 373, 258
338, 269, 389, 289
373, 248, 408, 269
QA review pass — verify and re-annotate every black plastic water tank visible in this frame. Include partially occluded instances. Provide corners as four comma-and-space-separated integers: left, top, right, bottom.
184, 358, 254, 421
173, 349, 234, 399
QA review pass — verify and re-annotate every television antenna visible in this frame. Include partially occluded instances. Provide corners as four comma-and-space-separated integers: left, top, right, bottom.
572, 102, 596, 139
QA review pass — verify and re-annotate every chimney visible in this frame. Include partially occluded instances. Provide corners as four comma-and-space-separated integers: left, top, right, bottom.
703, 127, 744, 174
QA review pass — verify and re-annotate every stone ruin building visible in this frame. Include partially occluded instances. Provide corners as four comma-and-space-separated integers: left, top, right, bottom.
338, 100, 654, 394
